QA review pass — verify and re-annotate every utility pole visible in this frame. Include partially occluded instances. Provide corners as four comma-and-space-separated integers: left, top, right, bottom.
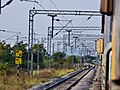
70, 45, 73, 54
47, 27, 51, 54
81, 43, 84, 56
73, 36, 78, 50
41, 38, 45, 47
79, 48, 81, 55
52, 43, 55, 54
63, 34, 67, 52
94, 40, 97, 51
37, 40, 40, 76
48, 14, 57, 38
65, 43, 67, 52
66, 30, 72, 46
0, 0, 1, 14
57, 41, 61, 52
47, 27, 52, 55
16, 36, 19, 80
84, 46, 87, 55
15, 36, 22, 80
50, 31, 52, 55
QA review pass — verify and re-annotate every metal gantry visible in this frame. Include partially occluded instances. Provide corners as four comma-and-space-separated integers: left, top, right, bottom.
28, 9, 101, 75
29, 10, 101, 16
46, 32, 102, 55
47, 26, 102, 54
49, 26, 102, 31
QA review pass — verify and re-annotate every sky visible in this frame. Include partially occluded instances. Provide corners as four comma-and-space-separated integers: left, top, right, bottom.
0, 0, 101, 46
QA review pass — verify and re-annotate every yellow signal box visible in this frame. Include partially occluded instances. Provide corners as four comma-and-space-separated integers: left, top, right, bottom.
97, 38, 104, 54
16, 50, 22, 57
15, 58, 22, 64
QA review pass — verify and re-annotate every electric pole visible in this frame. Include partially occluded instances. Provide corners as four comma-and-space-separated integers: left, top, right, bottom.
16, 36, 19, 80
66, 30, 72, 46
52, 43, 55, 54
0, 0, 1, 14
73, 36, 78, 50
48, 14, 57, 38
37, 40, 40, 76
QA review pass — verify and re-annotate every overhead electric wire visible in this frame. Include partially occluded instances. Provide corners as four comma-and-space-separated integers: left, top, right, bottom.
53, 20, 72, 37
86, 15, 92, 21
34, 0, 46, 10
1, 0, 13, 8
2, 32, 21, 42
50, 0, 73, 26
20, 0, 46, 10
77, 15, 93, 26
50, 0, 58, 10
57, 22, 63, 26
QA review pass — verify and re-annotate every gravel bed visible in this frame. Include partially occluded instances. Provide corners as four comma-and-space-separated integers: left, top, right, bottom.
28, 68, 85, 90
71, 68, 96, 90
89, 66, 101, 90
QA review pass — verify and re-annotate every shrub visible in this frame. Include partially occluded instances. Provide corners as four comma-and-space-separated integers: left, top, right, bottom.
0, 62, 10, 76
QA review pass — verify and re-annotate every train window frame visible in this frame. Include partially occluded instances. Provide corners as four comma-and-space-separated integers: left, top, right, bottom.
100, 0, 113, 16
101, 15, 105, 34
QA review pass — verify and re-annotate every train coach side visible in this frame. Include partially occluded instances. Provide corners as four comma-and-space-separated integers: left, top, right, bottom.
100, 0, 120, 89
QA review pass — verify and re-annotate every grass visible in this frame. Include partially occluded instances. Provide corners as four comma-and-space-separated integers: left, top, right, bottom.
0, 68, 76, 90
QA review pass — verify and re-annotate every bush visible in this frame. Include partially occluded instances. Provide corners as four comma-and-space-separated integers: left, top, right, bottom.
0, 62, 10, 76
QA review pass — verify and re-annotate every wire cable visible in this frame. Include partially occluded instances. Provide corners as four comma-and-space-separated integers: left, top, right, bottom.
34, 0, 46, 10
2, 32, 21, 42
53, 20, 72, 37
50, 0, 73, 26
20, 0, 46, 10
50, 0, 58, 10
77, 15, 93, 26
1, 0, 13, 8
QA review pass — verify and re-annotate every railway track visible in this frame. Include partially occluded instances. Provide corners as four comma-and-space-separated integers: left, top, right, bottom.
44, 68, 91, 90
30, 67, 94, 90
44, 67, 93, 90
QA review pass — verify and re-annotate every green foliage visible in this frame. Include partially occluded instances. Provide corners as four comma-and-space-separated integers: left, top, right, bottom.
51, 52, 66, 68
67, 55, 77, 64
0, 62, 10, 76
84, 55, 97, 63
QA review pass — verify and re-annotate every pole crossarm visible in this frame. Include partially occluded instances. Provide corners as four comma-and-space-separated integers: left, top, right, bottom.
77, 37, 99, 41
70, 34, 103, 38
46, 36, 101, 41
30, 10, 101, 16
48, 26, 102, 31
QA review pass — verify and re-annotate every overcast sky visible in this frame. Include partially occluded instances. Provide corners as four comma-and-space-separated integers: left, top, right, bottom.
0, 0, 101, 45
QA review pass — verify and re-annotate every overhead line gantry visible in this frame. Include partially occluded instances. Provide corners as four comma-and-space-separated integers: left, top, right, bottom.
28, 9, 101, 76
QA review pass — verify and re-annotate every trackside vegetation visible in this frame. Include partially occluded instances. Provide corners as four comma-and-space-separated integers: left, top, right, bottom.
0, 41, 96, 90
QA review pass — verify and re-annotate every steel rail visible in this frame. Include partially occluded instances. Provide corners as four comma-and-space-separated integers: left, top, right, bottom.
44, 67, 93, 90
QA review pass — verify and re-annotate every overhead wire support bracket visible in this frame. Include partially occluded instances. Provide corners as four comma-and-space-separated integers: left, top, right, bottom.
30, 10, 101, 16
49, 26, 102, 30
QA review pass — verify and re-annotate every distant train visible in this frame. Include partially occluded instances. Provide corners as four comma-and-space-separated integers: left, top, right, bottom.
98, 0, 120, 89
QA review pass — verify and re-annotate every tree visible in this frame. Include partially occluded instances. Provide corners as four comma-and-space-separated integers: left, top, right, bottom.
0, 42, 5, 63
32, 44, 48, 68
52, 52, 66, 68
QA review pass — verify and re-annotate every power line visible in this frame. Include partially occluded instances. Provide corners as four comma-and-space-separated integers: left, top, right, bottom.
2, 32, 21, 42
77, 15, 93, 26
34, 0, 46, 10
53, 20, 72, 37
57, 22, 63, 26
50, 0, 58, 10
20, 0, 46, 10
50, 0, 73, 25
1, 0, 13, 8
